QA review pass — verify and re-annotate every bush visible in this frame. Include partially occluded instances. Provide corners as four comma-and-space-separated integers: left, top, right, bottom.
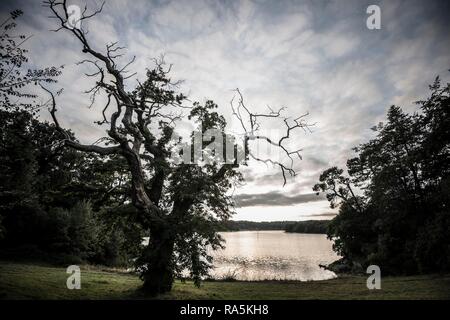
415, 210, 450, 273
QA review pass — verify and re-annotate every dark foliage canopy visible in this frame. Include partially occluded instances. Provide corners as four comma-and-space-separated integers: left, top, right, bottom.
315, 77, 450, 274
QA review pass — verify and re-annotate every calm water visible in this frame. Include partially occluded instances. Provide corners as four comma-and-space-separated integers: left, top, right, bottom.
209, 231, 340, 281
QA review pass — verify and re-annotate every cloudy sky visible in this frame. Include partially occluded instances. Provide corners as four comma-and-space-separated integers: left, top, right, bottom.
1, 0, 449, 221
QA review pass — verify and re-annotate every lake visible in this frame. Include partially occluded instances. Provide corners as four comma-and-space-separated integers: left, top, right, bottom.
209, 230, 340, 281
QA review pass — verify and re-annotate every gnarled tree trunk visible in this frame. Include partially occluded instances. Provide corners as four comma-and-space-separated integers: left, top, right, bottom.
140, 226, 175, 295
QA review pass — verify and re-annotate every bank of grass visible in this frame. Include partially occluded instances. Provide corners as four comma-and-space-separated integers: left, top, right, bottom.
0, 261, 449, 300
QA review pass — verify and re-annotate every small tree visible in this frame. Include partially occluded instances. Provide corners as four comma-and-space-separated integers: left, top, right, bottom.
43, 0, 308, 294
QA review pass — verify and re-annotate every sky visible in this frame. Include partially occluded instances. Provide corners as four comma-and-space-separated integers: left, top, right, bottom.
1, 0, 449, 221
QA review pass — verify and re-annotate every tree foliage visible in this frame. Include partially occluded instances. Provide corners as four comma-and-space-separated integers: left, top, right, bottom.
315, 77, 450, 274
0, 109, 142, 266
0, 10, 61, 113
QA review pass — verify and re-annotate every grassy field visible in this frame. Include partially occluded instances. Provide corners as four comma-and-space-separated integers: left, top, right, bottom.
0, 261, 449, 300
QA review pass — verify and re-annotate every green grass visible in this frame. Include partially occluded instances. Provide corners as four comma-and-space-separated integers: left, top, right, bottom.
0, 261, 449, 299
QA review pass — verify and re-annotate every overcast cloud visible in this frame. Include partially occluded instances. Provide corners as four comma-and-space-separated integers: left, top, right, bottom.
235, 192, 326, 207
1, 0, 449, 221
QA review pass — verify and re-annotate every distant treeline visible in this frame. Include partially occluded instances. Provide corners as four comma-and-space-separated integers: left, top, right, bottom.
218, 220, 295, 231
285, 220, 330, 234
218, 220, 329, 233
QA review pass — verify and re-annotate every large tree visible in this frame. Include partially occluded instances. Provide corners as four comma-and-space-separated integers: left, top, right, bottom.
43, 0, 308, 294
315, 76, 450, 274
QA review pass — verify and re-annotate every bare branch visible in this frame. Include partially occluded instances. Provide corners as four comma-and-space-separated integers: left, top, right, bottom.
230, 88, 312, 185
40, 84, 121, 155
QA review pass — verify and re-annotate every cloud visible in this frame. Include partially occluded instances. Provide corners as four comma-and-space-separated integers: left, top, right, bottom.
234, 192, 326, 207
1, 0, 449, 221
301, 212, 337, 218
